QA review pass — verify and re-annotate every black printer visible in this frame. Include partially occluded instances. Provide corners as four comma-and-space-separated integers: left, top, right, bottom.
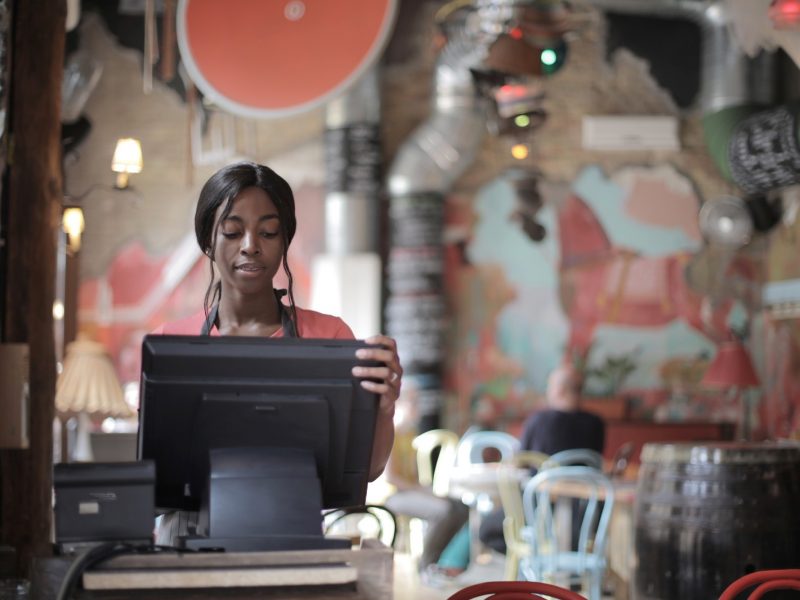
53, 461, 155, 552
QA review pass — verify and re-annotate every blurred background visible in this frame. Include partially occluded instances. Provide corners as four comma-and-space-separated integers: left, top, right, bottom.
3, 0, 800, 592
50, 0, 800, 453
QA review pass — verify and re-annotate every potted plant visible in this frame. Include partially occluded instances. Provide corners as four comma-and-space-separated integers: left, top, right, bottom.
572, 346, 637, 420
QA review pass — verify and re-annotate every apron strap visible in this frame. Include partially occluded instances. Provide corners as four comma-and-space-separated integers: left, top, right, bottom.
277, 289, 297, 338
200, 304, 218, 336
200, 289, 296, 338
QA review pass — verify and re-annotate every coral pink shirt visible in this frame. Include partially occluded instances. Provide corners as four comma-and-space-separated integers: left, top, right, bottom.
152, 306, 355, 339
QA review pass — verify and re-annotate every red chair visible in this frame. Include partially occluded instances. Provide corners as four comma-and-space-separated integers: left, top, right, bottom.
447, 580, 587, 600
719, 569, 800, 600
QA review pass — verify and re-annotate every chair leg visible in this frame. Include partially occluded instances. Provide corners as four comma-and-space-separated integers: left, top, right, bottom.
589, 571, 601, 600
393, 514, 412, 554
409, 517, 426, 559
504, 551, 519, 581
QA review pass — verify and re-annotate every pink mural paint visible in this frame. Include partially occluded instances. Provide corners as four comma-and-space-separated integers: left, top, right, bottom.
557, 193, 732, 354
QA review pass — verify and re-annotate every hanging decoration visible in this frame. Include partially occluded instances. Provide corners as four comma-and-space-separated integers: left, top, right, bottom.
176, 0, 397, 118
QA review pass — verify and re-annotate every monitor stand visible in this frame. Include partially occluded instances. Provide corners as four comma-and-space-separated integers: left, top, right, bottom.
178, 446, 350, 552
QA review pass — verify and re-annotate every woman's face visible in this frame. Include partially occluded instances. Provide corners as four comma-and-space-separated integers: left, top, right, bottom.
212, 186, 284, 298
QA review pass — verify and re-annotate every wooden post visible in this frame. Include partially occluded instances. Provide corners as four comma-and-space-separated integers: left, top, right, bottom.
0, 0, 66, 577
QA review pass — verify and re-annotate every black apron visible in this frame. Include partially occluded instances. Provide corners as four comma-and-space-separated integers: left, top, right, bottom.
200, 289, 297, 337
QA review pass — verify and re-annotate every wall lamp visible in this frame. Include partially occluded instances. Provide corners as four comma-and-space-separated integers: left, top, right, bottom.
111, 137, 143, 189
63, 137, 143, 253
62, 206, 85, 254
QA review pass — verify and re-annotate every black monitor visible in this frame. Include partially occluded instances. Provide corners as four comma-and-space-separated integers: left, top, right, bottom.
137, 334, 381, 551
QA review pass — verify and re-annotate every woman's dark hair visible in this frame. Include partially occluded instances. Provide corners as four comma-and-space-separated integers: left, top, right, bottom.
195, 161, 298, 334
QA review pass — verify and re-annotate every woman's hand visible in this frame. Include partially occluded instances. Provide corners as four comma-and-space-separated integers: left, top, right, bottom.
352, 334, 403, 416
352, 335, 402, 480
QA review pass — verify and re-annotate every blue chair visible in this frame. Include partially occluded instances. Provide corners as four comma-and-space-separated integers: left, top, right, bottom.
541, 448, 603, 471
519, 466, 615, 600
500, 450, 600, 581
456, 430, 520, 466
447, 430, 520, 566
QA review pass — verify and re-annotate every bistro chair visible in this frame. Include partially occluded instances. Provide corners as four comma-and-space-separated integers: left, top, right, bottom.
447, 580, 588, 600
519, 466, 615, 600
413, 428, 460, 497
384, 428, 460, 555
497, 451, 550, 580
499, 450, 604, 581
540, 449, 604, 471
447, 430, 521, 565
457, 430, 521, 466
719, 569, 800, 600
454, 429, 521, 516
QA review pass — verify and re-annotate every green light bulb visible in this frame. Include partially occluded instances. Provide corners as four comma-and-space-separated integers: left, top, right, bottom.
514, 115, 531, 128
541, 48, 557, 66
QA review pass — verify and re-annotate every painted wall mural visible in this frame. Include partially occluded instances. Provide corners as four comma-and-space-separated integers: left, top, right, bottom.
76, 156, 799, 439
443, 163, 763, 433
762, 198, 800, 438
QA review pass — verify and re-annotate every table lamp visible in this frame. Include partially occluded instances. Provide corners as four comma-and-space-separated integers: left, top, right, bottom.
701, 338, 761, 440
55, 335, 134, 461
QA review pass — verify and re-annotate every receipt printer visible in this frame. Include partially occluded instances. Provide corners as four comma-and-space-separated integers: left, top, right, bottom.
54, 461, 155, 549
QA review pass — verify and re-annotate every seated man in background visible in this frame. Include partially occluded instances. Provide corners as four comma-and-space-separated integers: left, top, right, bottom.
520, 360, 605, 457
479, 360, 605, 554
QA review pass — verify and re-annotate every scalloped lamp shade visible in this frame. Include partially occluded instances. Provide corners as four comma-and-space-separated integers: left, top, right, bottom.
56, 337, 134, 419
701, 340, 760, 388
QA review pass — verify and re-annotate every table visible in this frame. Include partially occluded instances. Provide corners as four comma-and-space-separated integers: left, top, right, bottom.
30, 540, 393, 600
606, 489, 635, 600
448, 464, 529, 564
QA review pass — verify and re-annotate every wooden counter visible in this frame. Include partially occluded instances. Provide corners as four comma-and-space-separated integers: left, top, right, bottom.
31, 540, 393, 600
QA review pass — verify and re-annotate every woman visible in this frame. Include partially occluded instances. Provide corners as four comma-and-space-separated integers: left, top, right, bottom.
154, 161, 402, 543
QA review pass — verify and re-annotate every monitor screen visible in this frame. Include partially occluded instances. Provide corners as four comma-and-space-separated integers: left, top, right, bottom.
137, 334, 381, 550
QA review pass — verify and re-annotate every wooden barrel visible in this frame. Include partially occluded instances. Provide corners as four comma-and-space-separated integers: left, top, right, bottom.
633, 442, 800, 600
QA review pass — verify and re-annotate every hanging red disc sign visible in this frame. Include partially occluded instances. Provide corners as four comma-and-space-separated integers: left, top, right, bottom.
177, 0, 397, 118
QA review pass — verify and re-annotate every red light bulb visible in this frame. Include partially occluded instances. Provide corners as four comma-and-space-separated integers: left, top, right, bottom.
770, 0, 800, 29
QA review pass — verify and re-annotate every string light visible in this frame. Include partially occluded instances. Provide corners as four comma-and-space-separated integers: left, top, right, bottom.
770, 0, 800, 28
538, 39, 568, 75
540, 49, 557, 66
511, 144, 529, 160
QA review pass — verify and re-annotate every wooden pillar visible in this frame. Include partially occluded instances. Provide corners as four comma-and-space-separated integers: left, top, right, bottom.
0, 0, 66, 577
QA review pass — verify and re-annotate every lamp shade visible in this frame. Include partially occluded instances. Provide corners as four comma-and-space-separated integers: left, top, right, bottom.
56, 337, 134, 418
111, 138, 143, 174
701, 340, 760, 388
